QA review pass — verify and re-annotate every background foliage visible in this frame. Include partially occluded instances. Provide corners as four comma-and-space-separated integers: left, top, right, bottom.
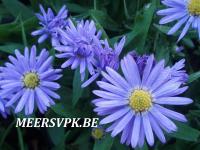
0, 0, 200, 150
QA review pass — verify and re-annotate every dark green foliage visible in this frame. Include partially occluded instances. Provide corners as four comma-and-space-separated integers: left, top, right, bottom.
0, 0, 200, 150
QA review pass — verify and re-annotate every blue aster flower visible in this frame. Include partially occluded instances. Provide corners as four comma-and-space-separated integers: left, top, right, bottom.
32, 5, 68, 45
92, 53, 192, 148
157, 0, 200, 41
0, 97, 11, 118
129, 51, 153, 75
54, 19, 102, 81
81, 37, 125, 88
0, 46, 62, 115
0, 97, 6, 118
170, 59, 188, 83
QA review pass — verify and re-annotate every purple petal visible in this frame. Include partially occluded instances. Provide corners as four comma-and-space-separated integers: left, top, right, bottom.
100, 107, 130, 124
150, 107, 177, 132
93, 90, 127, 100
111, 111, 134, 136
155, 104, 187, 122
155, 97, 193, 105
149, 113, 166, 143
15, 89, 30, 113
106, 67, 130, 90
131, 114, 141, 147
142, 113, 154, 146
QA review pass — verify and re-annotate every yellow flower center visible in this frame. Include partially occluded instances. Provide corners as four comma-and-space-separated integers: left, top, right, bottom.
23, 72, 39, 89
129, 90, 152, 112
91, 128, 104, 140
188, 0, 200, 16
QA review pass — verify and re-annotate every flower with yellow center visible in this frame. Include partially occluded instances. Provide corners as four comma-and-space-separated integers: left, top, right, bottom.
93, 54, 193, 148
188, 0, 200, 15
129, 90, 152, 112
157, 0, 200, 41
1, 46, 62, 115
91, 127, 104, 140
23, 72, 40, 89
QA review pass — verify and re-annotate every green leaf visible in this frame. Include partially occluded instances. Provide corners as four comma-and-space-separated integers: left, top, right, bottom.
0, 43, 24, 54
169, 122, 200, 142
115, 1, 156, 54
0, 17, 37, 43
74, 129, 91, 150
89, 10, 109, 39
182, 38, 194, 48
110, 30, 139, 50
89, 9, 119, 31
155, 44, 170, 63
0, 20, 19, 42
51, 86, 86, 118
132, 1, 156, 53
51, 103, 78, 118
72, 69, 88, 107
0, 4, 10, 16
93, 134, 114, 150
47, 127, 65, 145
112, 138, 131, 150
67, 3, 88, 13
52, 132, 70, 150
188, 71, 200, 83
2, 0, 33, 20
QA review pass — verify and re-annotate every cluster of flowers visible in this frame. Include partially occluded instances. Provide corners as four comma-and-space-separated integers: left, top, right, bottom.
0, 0, 199, 148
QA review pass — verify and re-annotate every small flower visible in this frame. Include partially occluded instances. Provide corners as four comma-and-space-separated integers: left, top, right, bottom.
0, 46, 62, 115
0, 97, 6, 118
129, 51, 153, 75
55, 19, 101, 81
81, 37, 125, 88
170, 59, 188, 83
92, 54, 192, 148
95, 37, 125, 71
91, 126, 105, 140
0, 97, 11, 118
32, 5, 68, 45
157, 0, 200, 41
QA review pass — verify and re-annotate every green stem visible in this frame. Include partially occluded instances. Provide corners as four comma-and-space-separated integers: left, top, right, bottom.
136, 0, 140, 11
123, 0, 130, 19
153, 31, 159, 52
17, 127, 24, 150
0, 120, 15, 147
20, 16, 27, 46
94, 0, 97, 10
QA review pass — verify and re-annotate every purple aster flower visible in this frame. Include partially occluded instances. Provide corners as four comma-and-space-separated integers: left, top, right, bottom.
157, 0, 200, 41
0, 46, 62, 115
32, 5, 68, 45
170, 59, 188, 83
55, 19, 102, 81
129, 51, 153, 76
92, 54, 192, 148
0, 97, 11, 118
0, 97, 6, 118
129, 51, 188, 84
81, 37, 125, 88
